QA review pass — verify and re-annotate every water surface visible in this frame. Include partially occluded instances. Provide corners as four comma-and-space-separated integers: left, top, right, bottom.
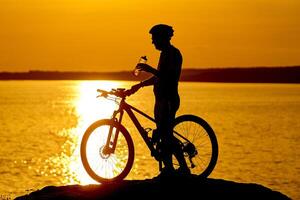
0, 81, 299, 199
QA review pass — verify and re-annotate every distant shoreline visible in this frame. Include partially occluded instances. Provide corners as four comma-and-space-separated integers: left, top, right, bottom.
0, 66, 299, 83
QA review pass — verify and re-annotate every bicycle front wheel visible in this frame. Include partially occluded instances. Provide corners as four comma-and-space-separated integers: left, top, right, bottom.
80, 119, 134, 183
173, 115, 218, 178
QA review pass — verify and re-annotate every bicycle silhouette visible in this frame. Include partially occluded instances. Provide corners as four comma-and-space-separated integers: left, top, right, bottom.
80, 88, 218, 183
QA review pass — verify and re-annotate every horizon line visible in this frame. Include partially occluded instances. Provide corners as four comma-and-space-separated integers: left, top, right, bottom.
1, 65, 300, 73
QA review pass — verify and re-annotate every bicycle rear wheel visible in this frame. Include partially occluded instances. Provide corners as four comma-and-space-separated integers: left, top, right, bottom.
80, 119, 134, 183
173, 115, 218, 178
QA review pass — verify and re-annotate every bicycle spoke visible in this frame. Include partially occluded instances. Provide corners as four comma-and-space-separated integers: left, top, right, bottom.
173, 115, 218, 177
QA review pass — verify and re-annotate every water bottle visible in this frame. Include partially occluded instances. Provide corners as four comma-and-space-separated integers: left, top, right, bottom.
133, 56, 147, 76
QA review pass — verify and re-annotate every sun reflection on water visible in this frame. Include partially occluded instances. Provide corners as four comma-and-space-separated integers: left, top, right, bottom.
68, 80, 121, 185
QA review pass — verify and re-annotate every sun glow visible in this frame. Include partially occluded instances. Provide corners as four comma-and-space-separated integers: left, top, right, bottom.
69, 80, 122, 184
76, 81, 121, 127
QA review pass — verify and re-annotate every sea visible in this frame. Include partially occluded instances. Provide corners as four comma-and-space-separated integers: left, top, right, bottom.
0, 80, 299, 199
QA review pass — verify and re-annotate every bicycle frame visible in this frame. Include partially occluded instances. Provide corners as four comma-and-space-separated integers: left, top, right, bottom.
104, 98, 157, 155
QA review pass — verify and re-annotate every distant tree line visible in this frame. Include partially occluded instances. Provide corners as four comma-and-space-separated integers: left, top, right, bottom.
0, 66, 299, 83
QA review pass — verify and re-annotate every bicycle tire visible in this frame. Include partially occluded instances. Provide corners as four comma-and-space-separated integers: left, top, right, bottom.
80, 119, 134, 183
173, 114, 218, 178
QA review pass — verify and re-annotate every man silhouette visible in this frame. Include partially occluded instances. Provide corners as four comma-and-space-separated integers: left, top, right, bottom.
129, 24, 190, 177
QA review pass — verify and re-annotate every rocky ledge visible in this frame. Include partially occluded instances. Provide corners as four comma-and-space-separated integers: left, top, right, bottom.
16, 175, 290, 200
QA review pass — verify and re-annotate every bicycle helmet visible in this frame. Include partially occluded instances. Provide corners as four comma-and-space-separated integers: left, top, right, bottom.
149, 24, 174, 38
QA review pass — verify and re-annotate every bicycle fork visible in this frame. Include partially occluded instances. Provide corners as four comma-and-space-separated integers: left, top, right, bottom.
102, 109, 124, 155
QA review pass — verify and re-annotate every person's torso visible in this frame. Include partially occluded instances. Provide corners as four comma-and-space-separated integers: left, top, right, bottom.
154, 45, 182, 100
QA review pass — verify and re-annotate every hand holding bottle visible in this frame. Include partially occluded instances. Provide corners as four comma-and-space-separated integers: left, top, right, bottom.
133, 56, 147, 76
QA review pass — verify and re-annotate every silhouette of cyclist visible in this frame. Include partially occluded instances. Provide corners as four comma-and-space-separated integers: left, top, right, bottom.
129, 24, 190, 177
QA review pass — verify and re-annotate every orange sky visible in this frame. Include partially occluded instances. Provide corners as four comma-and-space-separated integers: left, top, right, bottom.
0, 0, 299, 72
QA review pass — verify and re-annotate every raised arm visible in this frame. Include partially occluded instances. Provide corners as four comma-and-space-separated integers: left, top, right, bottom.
127, 75, 156, 95
140, 75, 156, 87
136, 63, 159, 77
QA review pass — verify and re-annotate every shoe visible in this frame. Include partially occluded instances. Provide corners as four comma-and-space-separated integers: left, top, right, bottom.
176, 167, 191, 176
154, 167, 176, 180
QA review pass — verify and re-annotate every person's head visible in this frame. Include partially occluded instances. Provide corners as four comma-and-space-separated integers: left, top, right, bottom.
149, 24, 174, 50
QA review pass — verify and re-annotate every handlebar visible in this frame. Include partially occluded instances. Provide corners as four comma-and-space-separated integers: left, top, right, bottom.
97, 88, 132, 99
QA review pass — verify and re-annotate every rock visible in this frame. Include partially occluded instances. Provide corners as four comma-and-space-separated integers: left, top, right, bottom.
16, 175, 290, 200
